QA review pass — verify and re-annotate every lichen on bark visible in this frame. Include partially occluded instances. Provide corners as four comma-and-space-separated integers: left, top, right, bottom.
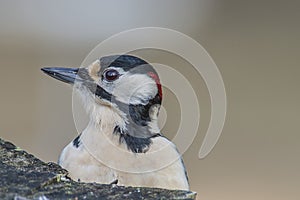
0, 138, 196, 199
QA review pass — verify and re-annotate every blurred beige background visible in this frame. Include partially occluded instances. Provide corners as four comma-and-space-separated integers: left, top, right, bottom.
0, 0, 299, 199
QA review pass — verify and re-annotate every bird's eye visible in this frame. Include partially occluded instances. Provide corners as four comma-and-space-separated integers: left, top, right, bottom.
103, 69, 119, 81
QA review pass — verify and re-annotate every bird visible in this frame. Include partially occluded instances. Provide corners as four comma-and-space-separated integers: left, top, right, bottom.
41, 54, 189, 190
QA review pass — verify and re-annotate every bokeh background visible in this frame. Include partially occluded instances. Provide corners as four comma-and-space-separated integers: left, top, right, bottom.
1, 1, 299, 199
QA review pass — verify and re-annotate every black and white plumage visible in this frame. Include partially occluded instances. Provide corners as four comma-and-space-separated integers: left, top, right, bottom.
41, 55, 189, 190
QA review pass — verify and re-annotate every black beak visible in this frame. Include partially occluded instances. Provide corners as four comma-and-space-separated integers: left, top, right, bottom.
41, 67, 80, 84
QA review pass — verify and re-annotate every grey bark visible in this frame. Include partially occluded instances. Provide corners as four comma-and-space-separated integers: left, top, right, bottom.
0, 138, 196, 200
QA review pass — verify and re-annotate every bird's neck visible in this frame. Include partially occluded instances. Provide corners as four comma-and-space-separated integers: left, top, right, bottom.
82, 103, 160, 153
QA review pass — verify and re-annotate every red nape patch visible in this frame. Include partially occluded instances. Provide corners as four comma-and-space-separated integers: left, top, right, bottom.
147, 72, 162, 98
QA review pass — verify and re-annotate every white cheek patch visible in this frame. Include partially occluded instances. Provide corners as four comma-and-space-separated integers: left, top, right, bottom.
113, 73, 158, 105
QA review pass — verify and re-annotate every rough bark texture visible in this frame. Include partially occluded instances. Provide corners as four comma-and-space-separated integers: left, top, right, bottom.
0, 138, 196, 200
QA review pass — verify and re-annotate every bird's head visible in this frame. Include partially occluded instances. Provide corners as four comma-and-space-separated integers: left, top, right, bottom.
42, 55, 163, 152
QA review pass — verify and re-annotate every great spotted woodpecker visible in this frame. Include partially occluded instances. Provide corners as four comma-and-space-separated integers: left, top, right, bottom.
41, 55, 189, 190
